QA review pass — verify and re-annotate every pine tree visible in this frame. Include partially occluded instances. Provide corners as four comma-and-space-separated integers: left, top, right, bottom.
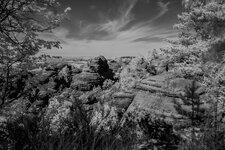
174, 80, 206, 126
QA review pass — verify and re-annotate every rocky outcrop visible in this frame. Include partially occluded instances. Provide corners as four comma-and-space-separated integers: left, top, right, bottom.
71, 72, 103, 91
70, 56, 116, 92
111, 92, 135, 115
88, 55, 109, 74
124, 73, 207, 126
125, 91, 182, 120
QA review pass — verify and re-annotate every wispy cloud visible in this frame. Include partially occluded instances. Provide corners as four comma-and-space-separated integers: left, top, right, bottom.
97, 0, 138, 33
130, 0, 170, 31
42, 0, 177, 57
155, 0, 170, 20
95, 0, 172, 43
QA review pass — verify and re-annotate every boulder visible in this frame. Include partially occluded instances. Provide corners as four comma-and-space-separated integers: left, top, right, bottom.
72, 72, 103, 87
111, 98, 133, 110
88, 55, 109, 73
111, 92, 135, 110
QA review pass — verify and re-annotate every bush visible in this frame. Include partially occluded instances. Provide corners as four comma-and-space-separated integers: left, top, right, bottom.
0, 98, 137, 150
178, 123, 225, 150
138, 115, 180, 150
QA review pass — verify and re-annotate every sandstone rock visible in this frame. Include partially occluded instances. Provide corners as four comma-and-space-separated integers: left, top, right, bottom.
88, 55, 109, 73
125, 91, 180, 123
113, 92, 135, 99
82, 65, 96, 73
71, 80, 93, 91
108, 60, 121, 73
111, 98, 133, 110
111, 92, 134, 110
72, 72, 103, 88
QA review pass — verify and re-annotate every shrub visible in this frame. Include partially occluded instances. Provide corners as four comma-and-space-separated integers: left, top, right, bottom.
102, 79, 115, 90
138, 115, 180, 150
0, 97, 137, 150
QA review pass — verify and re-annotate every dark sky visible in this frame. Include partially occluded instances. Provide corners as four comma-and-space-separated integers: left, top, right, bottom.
43, 0, 184, 57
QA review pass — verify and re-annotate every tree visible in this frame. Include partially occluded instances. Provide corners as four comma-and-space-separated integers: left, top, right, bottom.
179, 80, 206, 126
163, 0, 225, 79
0, 0, 70, 107
176, 0, 225, 59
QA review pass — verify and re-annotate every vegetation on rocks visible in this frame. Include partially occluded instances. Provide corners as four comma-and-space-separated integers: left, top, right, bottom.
1, 0, 225, 150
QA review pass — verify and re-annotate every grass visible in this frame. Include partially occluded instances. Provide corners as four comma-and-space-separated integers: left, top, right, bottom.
0, 98, 138, 150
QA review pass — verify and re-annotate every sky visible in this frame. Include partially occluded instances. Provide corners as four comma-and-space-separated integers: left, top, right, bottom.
41, 0, 184, 58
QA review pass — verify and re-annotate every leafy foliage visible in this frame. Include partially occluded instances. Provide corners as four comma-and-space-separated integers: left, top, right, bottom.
164, 0, 225, 79
138, 115, 180, 150
0, 97, 138, 150
0, 0, 70, 107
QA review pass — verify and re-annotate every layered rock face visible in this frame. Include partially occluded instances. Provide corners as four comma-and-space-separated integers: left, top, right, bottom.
3, 55, 209, 132
124, 72, 208, 128
71, 72, 103, 91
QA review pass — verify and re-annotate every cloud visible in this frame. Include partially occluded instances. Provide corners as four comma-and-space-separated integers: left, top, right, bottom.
90, 5, 96, 10
132, 0, 170, 29
95, 0, 171, 42
43, 26, 172, 58
42, 0, 176, 57
97, 0, 138, 33
156, 0, 170, 20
